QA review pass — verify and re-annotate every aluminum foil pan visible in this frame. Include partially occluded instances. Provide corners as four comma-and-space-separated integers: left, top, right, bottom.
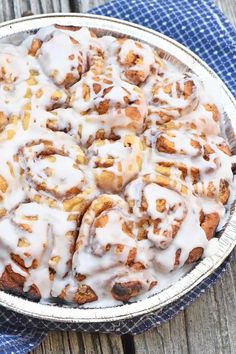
0, 13, 235, 324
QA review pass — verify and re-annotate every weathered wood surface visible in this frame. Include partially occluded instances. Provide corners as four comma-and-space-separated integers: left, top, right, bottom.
215, 0, 236, 26
0, 1, 234, 353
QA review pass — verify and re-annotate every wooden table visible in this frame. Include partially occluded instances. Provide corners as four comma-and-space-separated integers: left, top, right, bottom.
1, 1, 235, 353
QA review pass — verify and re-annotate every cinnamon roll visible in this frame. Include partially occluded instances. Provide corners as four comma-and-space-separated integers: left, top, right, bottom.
0, 202, 77, 300
181, 102, 220, 133
125, 174, 188, 249
87, 134, 143, 192
125, 174, 221, 271
70, 195, 157, 303
0, 122, 26, 217
107, 38, 162, 85
0, 44, 31, 84
144, 128, 232, 204
28, 25, 104, 88
143, 73, 200, 125
69, 63, 148, 138
0, 72, 67, 119
29, 31, 85, 88
18, 138, 97, 213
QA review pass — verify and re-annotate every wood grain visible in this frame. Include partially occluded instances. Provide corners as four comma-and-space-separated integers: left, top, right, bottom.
0, 1, 234, 354
134, 311, 189, 354
71, 0, 110, 12
0, 0, 70, 21
215, 0, 236, 26
184, 258, 236, 354
133, 251, 236, 354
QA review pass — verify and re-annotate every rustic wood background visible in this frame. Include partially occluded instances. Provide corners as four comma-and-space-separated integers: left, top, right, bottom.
0, 1, 235, 353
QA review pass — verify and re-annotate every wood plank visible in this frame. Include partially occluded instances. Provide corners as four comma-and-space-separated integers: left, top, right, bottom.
0, 0, 71, 21
99, 333, 125, 354
213, 256, 236, 352
0, 0, 15, 22
81, 333, 124, 354
183, 252, 236, 354
32, 332, 125, 354
134, 311, 189, 354
31, 331, 73, 354
71, 0, 110, 13
215, 0, 236, 26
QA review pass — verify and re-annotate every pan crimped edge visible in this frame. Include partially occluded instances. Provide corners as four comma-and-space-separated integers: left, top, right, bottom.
0, 13, 234, 323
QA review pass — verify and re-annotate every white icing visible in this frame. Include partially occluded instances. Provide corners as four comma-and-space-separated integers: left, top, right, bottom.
87, 135, 142, 191
0, 202, 77, 298
38, 30, 86, 86
0, 25, 233, 307
69, 64, 148, 136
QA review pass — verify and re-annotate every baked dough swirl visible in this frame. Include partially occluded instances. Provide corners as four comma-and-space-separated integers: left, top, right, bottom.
87, 134, 143, 192
18, 138, 98, 214
69, 63, 147, 139
107, 37, 161, 85
125, 174, 220, 271
144, 128, 232, 204
143, 74, 200, 124
71, 195, 157, 302
0, 202, 77, 300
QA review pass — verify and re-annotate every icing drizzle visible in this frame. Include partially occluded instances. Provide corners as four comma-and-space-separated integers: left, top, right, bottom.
0, 24, 233, 306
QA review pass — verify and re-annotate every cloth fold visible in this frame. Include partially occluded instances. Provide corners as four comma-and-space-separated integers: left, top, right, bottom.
0, 0, 235, 352
0, 326, 46, 354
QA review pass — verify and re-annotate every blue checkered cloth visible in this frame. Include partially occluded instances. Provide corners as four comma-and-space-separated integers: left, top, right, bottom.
0, 0, 235, 353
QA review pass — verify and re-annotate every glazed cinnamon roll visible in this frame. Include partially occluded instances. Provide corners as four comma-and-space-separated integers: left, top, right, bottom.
109, 270, 157, 302
157, 102, 221, 136
125, 174, 188, 249
69, 63, 148, 137
45, 106, 120, 147
0, 122, 26, 217
29, 31, 85, 88
143, 73, 200, 126
0, 38, 68, 115
147, 100, 221, 137
0, 73, 68, 118
87, 134, 143, 192
184, 102, 220, 136
0, 44, 31, 84
48, 59, 147, 146
69, 195, 157, 303
0, 202, 77, 300
28, 25, 104, 88
144, 128, 232, 204
125, 174, 221, 271
107, 38, 162, 85
18, 138, 97, 213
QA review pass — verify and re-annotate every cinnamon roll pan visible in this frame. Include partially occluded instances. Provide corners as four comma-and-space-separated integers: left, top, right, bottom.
0, 13, 235, 324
